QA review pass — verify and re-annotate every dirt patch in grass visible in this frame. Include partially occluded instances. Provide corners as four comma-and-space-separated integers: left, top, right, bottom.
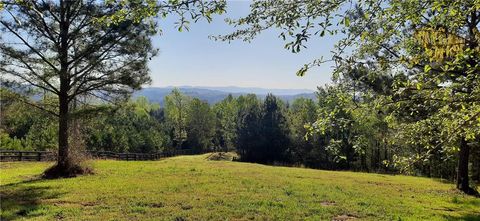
432, 207, 455, 212
174, 216, 187, 221
52, 200, 97, 207
80, 202, 97, 207
149, 202, 165, 208
206, 152, 238, 161
136, 202, 164, 208
320, 201, 336, 206
332, 214, 357, 221
177, 202, 193, 210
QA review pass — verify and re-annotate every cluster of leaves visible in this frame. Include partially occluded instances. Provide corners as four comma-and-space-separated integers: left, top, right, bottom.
97, 0, 226, 32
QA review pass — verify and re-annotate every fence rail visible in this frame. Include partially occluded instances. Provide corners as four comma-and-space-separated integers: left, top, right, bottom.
0, 150, 55, 162
0, 149, 203, 162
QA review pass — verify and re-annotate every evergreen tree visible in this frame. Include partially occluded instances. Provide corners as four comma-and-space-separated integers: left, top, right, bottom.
0, 0, 156, 176
260, 94, 290, 163
0, 0, 226, 178
235, 95, 263, 162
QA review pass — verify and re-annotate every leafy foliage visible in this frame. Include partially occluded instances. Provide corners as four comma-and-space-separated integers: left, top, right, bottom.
164, 88, 191, 148
185, 98, 215, 152
221, 0, 480, 194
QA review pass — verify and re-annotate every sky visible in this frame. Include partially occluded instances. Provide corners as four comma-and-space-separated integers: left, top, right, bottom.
148, 1, 339, 91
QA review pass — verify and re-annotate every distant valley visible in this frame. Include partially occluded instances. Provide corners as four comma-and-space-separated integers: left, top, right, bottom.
133, 86, 317, 105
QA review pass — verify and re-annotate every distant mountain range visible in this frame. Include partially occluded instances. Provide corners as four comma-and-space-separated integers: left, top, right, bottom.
133, 86, 316, 105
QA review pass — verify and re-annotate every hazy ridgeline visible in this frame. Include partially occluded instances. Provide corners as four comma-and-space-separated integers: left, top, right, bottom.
2, 88, 478, 183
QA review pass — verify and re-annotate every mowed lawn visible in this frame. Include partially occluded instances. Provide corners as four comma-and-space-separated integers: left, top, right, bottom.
1, 154, 479, 221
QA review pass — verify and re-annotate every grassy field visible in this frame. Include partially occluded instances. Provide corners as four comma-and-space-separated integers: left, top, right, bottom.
1, 154, 479, 221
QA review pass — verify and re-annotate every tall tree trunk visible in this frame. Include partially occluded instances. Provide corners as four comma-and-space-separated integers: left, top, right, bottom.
370, 143, 375, 169
383, 141, 388, 170
56, 0, 72, 171
57, 93, 70, 168
471, 144, 480, 183
456, 138, 470, 193
361, 153, 367, 172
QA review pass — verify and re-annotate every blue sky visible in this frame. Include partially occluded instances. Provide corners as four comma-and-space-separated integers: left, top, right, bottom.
148, 1, 338, 90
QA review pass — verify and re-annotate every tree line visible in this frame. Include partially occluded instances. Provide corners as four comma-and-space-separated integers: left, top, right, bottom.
2, 87, 479, 186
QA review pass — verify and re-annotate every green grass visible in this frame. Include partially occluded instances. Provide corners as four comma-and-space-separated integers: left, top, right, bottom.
1, 154, 479, 221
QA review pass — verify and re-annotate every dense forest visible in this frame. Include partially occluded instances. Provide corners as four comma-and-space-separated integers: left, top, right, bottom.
2, 86, 479, 185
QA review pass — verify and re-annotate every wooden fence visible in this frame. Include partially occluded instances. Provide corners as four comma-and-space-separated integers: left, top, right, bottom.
0, 149, 203, 162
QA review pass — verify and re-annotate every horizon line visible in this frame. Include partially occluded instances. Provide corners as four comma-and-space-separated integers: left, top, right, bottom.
144, 85, 317, 91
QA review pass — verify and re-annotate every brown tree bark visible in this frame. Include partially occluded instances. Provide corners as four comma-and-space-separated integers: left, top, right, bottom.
456, 138, 471, 194
57, 93, 70, 168
472, 147, 480, 183
44, 0, 79, 178
58, 0, 71, 170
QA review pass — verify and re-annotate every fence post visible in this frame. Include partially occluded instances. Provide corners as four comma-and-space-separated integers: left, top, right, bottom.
37, 152, 41, 161
18, 152, 22, 161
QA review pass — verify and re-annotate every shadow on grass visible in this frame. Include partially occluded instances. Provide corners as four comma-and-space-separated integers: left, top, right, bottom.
1, 179, 63, 221
443, 214, 480, 221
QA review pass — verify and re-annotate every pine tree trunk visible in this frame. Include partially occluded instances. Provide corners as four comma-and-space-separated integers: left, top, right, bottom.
43, 90, 82, 178
57, 93, 70, 169
43, 0, 82, 178
456, 138, 470, 193
58, 0, 70, 171
361, 154, 368, 172
471, 146, 480, 183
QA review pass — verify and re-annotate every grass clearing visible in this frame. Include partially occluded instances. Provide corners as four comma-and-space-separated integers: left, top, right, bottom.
1, 154, 479, 220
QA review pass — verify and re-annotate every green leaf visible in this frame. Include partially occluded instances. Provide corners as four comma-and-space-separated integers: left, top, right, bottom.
424, 65, 432, 73
344, 17, 350, 27
296, 65, 308, 77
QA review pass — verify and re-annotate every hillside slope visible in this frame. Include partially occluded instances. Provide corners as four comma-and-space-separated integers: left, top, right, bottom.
1, 155, 479, 220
